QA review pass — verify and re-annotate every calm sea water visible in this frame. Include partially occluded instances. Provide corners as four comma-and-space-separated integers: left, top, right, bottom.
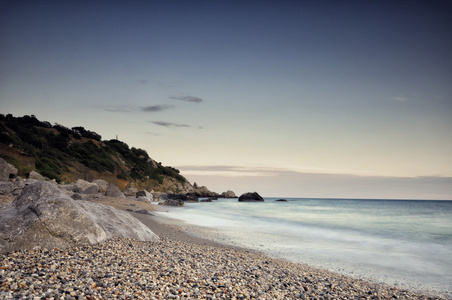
156, 198, 452, 296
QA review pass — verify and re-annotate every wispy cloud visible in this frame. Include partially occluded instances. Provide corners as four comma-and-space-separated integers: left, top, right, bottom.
142, 105, 174, 112
392, 96, 408, 102
177, 165, 286, 177
137, 79, 148, 84
151, 121, 189, 128
104, 105, 132, 113
169, 95, 203, 103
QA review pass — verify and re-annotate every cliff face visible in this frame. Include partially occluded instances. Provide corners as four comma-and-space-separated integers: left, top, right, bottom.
0, 114, 194, 193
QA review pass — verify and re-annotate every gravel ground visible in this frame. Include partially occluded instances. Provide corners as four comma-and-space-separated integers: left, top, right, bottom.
1, 231, 449, 299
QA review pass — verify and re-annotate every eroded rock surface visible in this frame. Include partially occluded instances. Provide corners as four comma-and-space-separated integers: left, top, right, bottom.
0, 181, 158, 253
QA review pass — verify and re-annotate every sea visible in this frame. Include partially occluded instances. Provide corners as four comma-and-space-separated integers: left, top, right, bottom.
155, 197, 452, 297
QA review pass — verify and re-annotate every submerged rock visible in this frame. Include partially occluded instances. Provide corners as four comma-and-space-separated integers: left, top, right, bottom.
238, 192, 264, 202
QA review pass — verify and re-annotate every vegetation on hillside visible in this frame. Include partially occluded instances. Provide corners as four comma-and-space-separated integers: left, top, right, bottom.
0, 114, 186, 184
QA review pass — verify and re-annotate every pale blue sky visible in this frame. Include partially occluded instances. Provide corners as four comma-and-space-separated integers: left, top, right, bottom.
1, 1, 451, 199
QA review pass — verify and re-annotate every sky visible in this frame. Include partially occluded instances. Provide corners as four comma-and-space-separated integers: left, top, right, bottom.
1, 0, 451, 199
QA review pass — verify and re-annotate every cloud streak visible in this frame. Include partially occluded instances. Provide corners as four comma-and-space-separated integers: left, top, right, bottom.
169, 95, 203, 103
392, 96, 408, 102
142, 105, 174, 112
151, 121, 189, 128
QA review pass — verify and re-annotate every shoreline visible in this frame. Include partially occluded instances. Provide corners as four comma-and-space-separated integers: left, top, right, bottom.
131, 210, 450, 300
1, 196, 450, 299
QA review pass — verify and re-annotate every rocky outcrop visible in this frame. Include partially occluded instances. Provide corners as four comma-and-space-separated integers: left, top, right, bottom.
167, 192, 199, 202
221, 190, 237, 198
238, 192, 264, 202
275, 199, 288, 202
0, 181, 158, 253
159, 198, 185, 207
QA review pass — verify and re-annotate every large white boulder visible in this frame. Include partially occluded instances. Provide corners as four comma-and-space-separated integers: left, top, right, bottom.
0, 181, 158, 253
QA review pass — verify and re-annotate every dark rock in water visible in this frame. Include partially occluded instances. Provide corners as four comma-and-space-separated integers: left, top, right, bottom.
275, 199, 288, 202
167, 192, 199, 202
238, 192, 264, 202
200, 199, 212, 202
0, 181, 158, 253
159, 198, 185, 207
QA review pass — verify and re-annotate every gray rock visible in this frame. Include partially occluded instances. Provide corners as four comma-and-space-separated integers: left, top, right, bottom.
0, 181, 14, 194
124, 187, 138, 197
0, 181, 158, 253
75, 179, 98, 194
93, 179, 109, 193
105, 183, 124, 198
83, 184, 99, 194
238, 192, 264, 202
136, 190, 153, 201
59, 184, 77, 192
0, 157, 18, 181
134, 209, 153, 215
71, 193, 83, 200
29, 170, 45, 181
152, 192, 167, 202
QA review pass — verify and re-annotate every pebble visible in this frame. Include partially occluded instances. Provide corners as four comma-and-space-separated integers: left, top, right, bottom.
0, 237, 449, 299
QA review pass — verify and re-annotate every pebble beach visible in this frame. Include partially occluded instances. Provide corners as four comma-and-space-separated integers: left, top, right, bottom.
1, 211, 449, 300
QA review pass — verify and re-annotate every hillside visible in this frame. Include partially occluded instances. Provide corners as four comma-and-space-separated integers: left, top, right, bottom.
0, 114, 194, 192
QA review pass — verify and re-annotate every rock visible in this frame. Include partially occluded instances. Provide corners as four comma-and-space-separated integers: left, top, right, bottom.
275, 199, 288, 202
136, 190, 153, 201
0, 157, 18, 181
136, 196, 151, 202
83, 184, 99, 194
105, 183, 124, 198
0, 181, 158, 253
238, 192, 264, 202
134, 209, 153, 215
152, 192, 167, 202
93, 179, 109, 193
124, 187, 138, 197
0, 181, 14, 195
75, 179, 98, 194
167, 192, 199, 202
28, 170, 45, 181
200, 199, 212, 202
221, 190, 237, 198
71, 193, 83, 200
59, 184, 77, 192
159, 199, 185, 207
